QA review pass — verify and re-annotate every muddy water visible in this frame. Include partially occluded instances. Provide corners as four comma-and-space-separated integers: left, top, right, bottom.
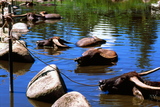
1, 0, 160, 107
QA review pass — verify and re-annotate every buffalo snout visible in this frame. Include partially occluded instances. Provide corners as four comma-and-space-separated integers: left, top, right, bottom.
99, 80, 105, 86
99, 80, 108, 92
99, 78, 121, 92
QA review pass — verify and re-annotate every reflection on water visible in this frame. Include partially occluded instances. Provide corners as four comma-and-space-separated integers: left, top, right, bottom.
89, 19, 117, 49
36, 47, 62, 55
99, 94, 160, 106
1, 0, 160, 107
28, 98, 52, 107
75, 65, 115, 73
0, 61, 33, 75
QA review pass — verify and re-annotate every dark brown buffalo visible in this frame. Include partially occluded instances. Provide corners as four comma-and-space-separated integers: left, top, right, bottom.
7, 12, 44, 22
19, 12, 43, 22
74, 48, 118, 66
76, 36, 106, 47
19, 2, 36, 7
39, 11, 62, 19
99, 67, 160, 101
36, 36, 70, 48
1, 12, 41, 24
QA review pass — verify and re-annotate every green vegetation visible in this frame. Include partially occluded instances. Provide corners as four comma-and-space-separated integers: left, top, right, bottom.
56, 0, 153, 13
17, 0, 159, 38
19, 0, 156, 14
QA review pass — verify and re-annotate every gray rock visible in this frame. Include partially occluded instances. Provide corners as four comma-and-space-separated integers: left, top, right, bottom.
12, 22, 29, 33
11, 22, 29, 40
52, 91, 91, 107
0, 40, 35, 63
26, 64, 67, 103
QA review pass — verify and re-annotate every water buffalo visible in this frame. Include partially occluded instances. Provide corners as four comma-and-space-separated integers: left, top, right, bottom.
19, 2, 36, 7
39, 11, 62, 19
36, 36, 70, 48
19, 12, 44, 22
3, 12, 43, 22
74, 48, 118, 66
99, 67, 160, 101
76, 36, 106, 47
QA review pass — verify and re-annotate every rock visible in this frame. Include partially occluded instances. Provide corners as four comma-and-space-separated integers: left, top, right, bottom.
0, 40, 35, 63
26, 64, 67, 103
0, 23, 28, 42
52, 91, 91, 107
12, 22, 29, 33
11, 23, 29, 40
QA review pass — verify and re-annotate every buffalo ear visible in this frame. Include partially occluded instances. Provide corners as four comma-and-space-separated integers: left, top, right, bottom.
132, 87, 144, 100
114, 76, 126, 86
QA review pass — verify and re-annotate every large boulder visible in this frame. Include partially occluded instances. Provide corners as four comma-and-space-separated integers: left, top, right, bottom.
26, 64, 67, 103
52, 91, 91, 107
0, 40, 35, 63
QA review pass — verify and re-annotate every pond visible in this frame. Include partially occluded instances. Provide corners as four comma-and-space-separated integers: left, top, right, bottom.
1, 0, 160, 106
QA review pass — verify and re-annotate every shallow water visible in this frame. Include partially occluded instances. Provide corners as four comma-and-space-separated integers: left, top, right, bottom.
1, 0, 160, 106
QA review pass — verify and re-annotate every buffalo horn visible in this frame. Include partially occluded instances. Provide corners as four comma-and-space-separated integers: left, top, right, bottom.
130, 76, 160, 90
92, 36, 98, 39
138, 67, 160, 76
52, 39, 68, 47
12, 13, 27, 17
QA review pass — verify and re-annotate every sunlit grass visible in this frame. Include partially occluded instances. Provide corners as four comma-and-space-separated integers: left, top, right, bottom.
17, 0, 158, 15
58, 0, 154, 13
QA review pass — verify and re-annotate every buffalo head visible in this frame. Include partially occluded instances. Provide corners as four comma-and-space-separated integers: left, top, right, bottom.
99, 71, 142, 95
36, 36, 70, 48
99, 67, 160, 101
